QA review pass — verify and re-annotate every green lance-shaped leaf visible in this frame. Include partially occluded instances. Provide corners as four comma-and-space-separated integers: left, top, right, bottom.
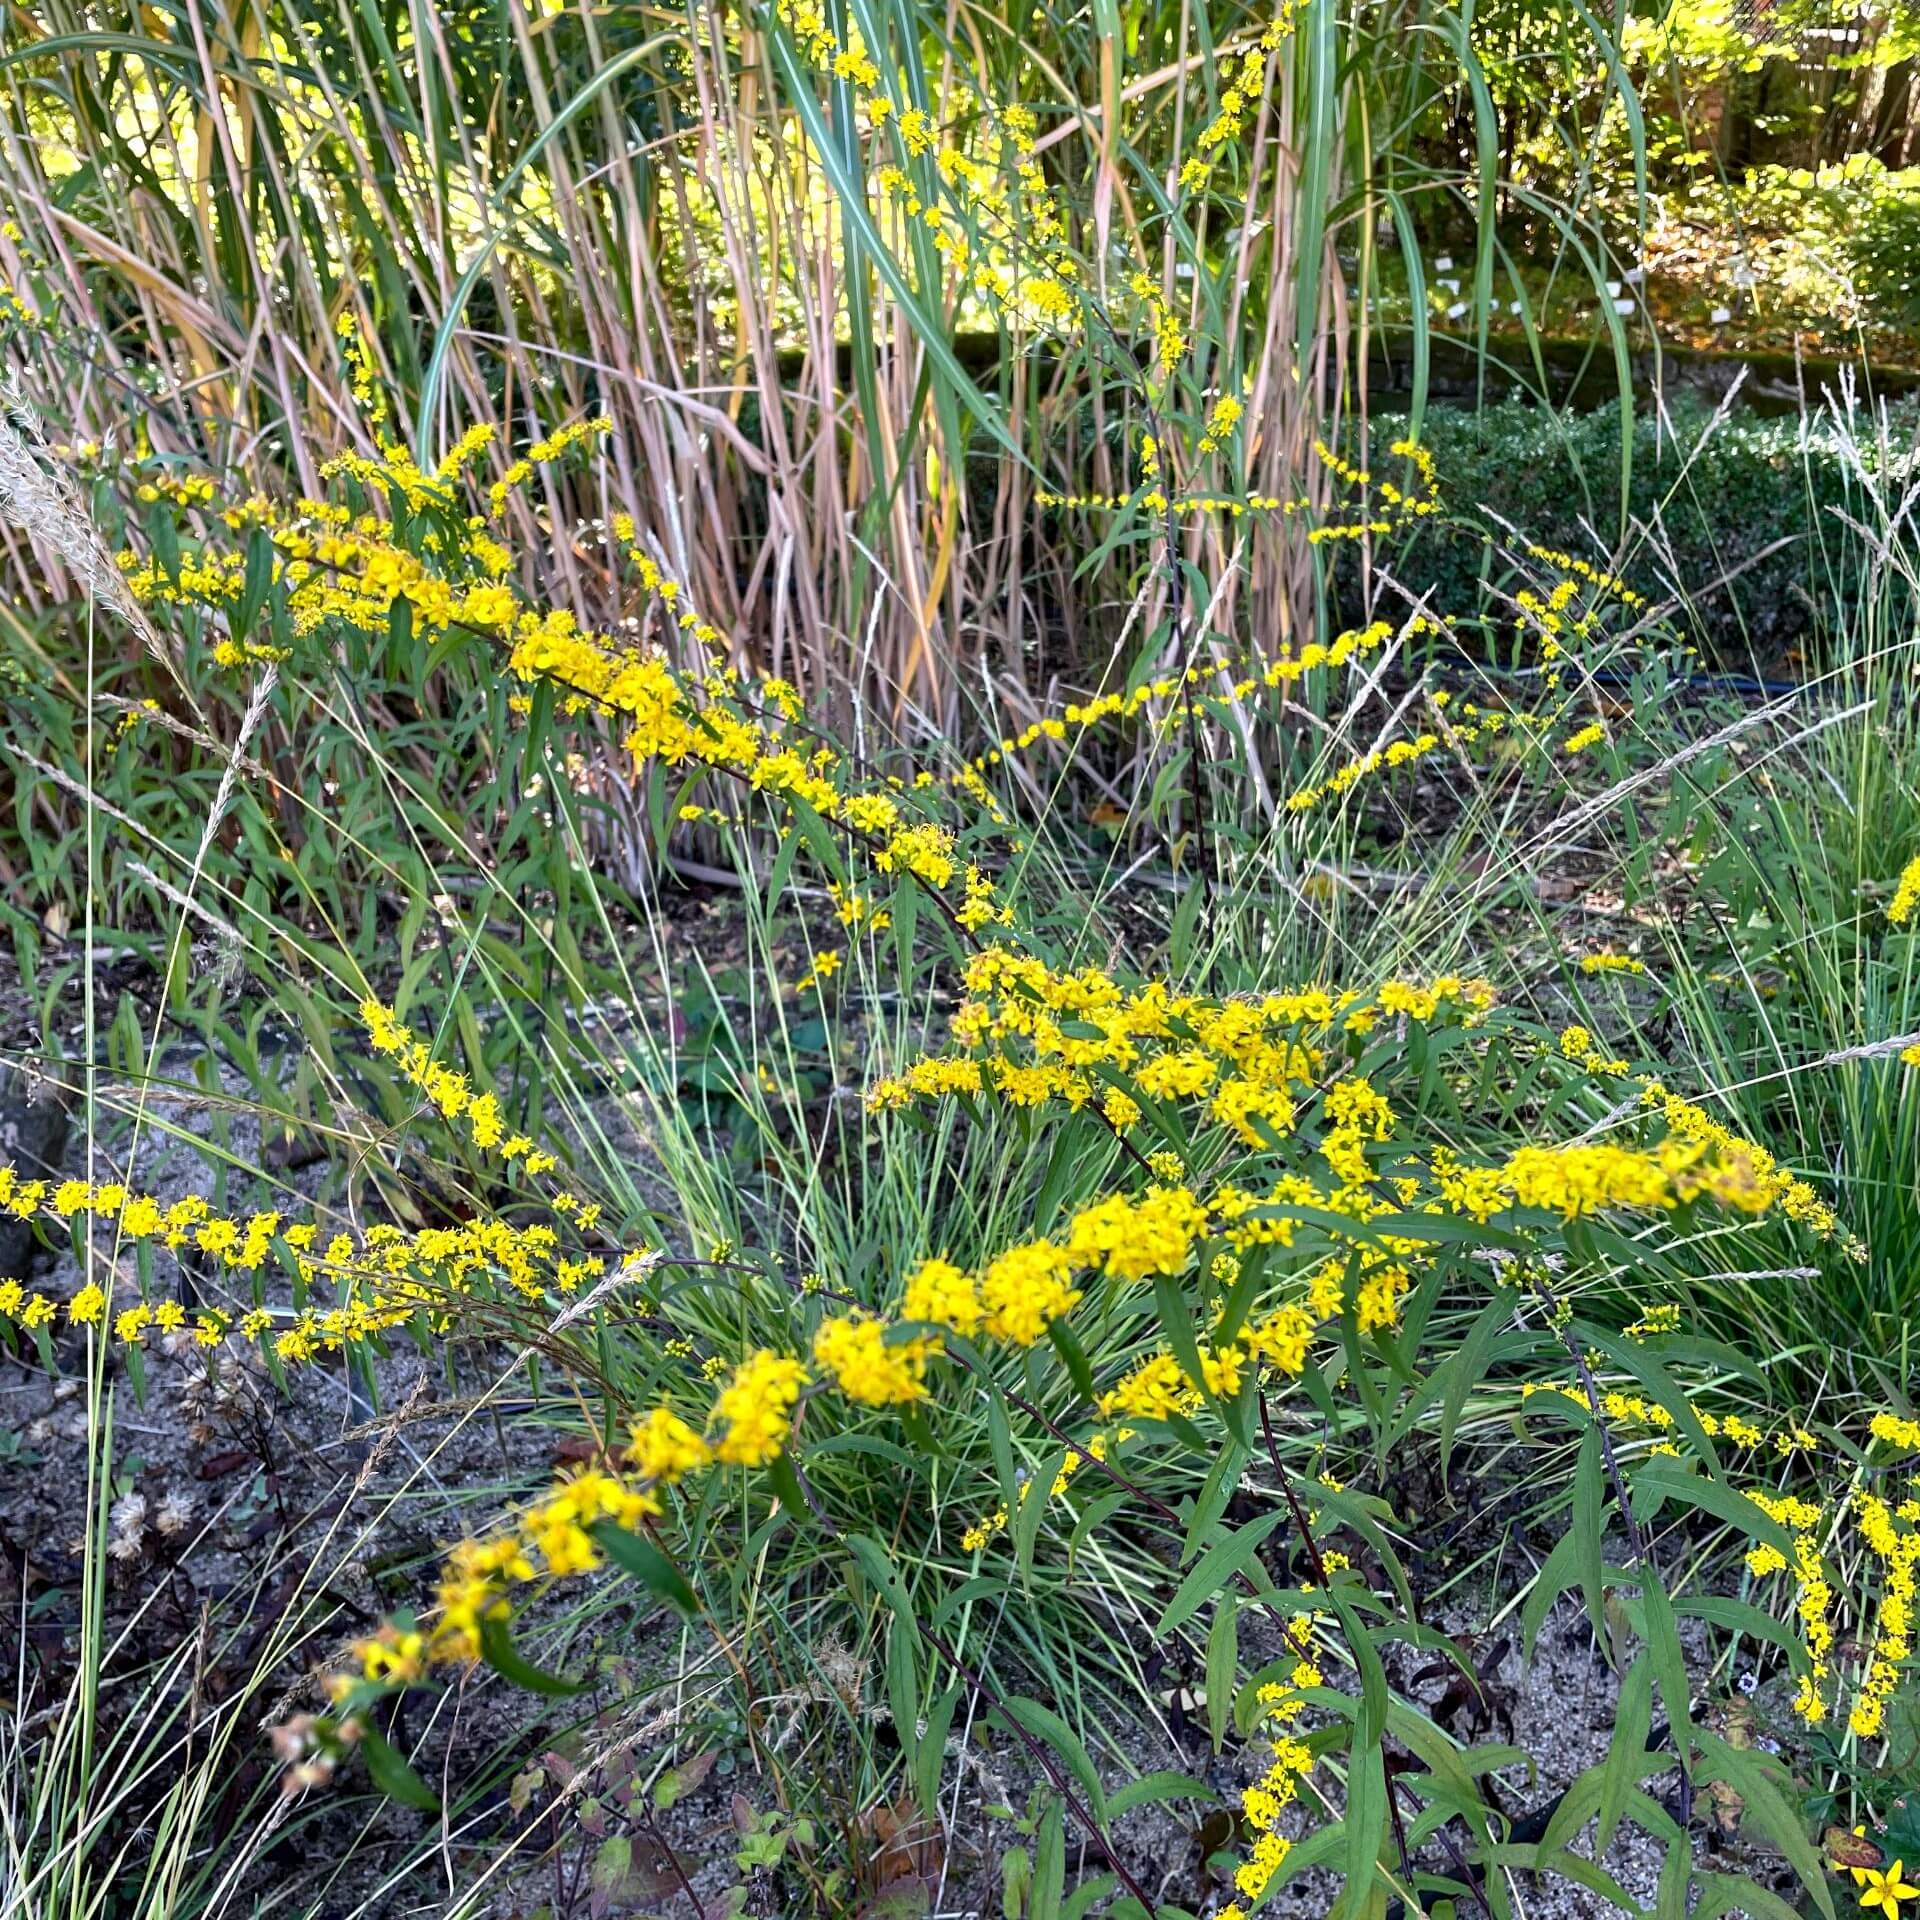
591, 1521, 699, 1616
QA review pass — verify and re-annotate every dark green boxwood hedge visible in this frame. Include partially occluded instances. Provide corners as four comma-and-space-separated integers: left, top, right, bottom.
1354, 394, 1920, 667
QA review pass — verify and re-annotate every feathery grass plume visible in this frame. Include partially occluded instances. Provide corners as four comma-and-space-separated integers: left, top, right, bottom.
0, 379, 172, 673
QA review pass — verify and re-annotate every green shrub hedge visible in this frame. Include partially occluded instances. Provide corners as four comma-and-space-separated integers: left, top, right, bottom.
1357, 394, 1920, 669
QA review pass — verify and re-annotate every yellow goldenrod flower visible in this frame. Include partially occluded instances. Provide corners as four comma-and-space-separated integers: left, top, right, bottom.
709, 1351, 808, 1466
626, 1407, 713, 1484
812, 1313, 932, 1406
1889, 855, 1920, 927
902, 1256, 983, 1337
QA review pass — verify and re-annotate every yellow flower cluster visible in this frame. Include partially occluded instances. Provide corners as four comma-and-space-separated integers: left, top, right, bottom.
1284, 700, 1520, 813
0, 1161, 612, 1368
628, 1405, 716, 1482
812, 1313, 931, 1406
867, 947, 1493, 1147
335, 311, 388, 427
344, 1341, 845, 1682
608, 516, 729, 657
867, 999, 1824, 1343
502, 608, 977, 910
264, 1215, 610, 1366
1527, 1352, 1919, 1737
321, 444, 465, 516
1743, 1490, 1833, 1723
949, 619, 1410, 796
711, 1350, 810, 1464
1852, 1493, 1920, 1738
775, 0, 881, 87
1519, 1378, 1814, 1458
1526, 543, 1649, 613
1033, 488, 1306, 515
961, 1505, 1011, 1552
1379, 437, 1442, 514
1580, 950, 1645, 974
347, 1461, 657, 1679
134, 470, 217, 508
775, 0, 1074, 323
211, 636, 290, 671
1312, 436, 1443, 522
959, 1426, 1122, 1553
1489, 1138, 1777, 1220
1889, 854, 1920, 927
318, 944, 1860, 1746
1624, 1301, 1681, 1338
360, 998, 564, 1179
317, 387, 593, 530
1516, 579, 1596, 661
901, 1255, 983, 1336
831, 883, 892, 935
1218, 1630, 1322, 1913
1640, 1081, 1850, 1244
1511, 548, 1653, 689
975, 1239, 1084, 1344
795, 949, 842, 995
120, 478, 528, 644
956, 1313, 1290, 1556
484, 416, 611, 516
1065, 1184, 1213, 1282
0, 1166, 280, 1343
1522, 1363, 1920, 1735
1558, 1023, 1630, 1077
1197, 393, 1244, 455
1129, 271, 1188, 378
1035, 432, 1438, 545
1176, 7, 1302, 195
890, 961, 1841, 1557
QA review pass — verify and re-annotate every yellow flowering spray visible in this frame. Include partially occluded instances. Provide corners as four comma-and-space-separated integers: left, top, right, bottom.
1889, 854, 1920, 927
106, 358, 1913, 1916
